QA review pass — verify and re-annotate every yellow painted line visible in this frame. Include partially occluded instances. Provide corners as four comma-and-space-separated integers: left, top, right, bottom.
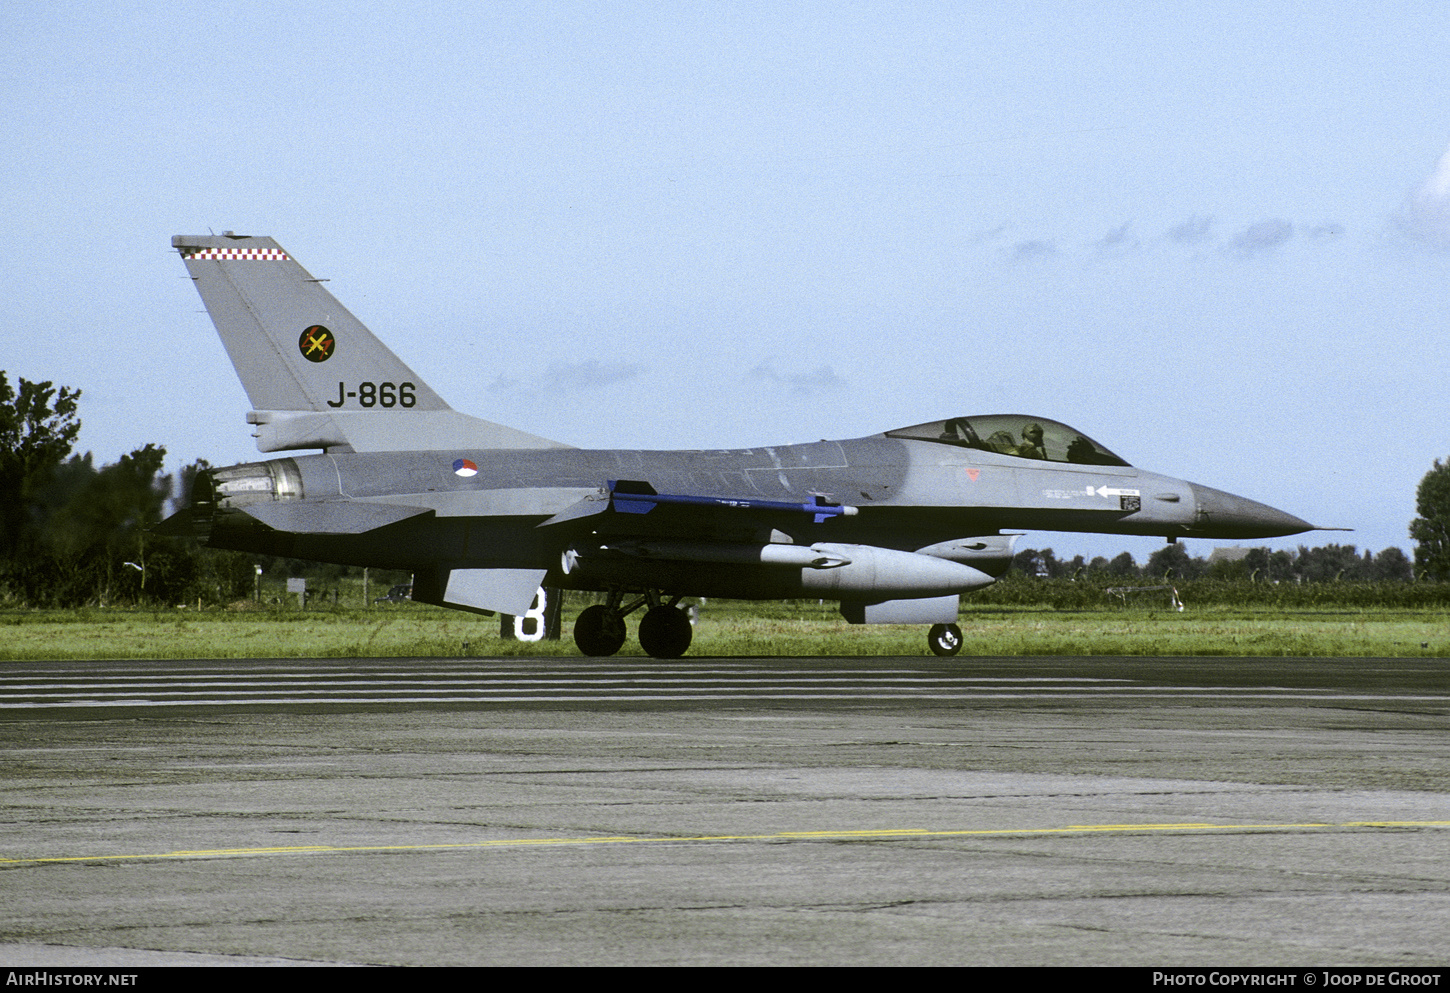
4, 821, 1448, 866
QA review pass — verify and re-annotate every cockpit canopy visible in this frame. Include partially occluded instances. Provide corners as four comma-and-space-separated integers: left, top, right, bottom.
885, 415, 1131, 467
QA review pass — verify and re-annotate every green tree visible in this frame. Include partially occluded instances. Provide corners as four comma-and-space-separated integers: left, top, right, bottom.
1267, 548, 1297, 582
1205, 552, 1250, 581
1296, 544, 1368, 583
1011, 548, 1064, 578
1410, 457, 1450, 581
1106, 551, 1139, 578
0, 373, 82, 597
45, 444, 170, 605
1372, 546, 1413, 582
1145, 542, 1204, 580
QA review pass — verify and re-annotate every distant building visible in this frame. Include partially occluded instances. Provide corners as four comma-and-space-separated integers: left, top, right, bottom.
1207, 546, 1253, 565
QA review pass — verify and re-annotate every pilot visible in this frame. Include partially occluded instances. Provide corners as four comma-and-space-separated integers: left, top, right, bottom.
1013, 422, 1047, 459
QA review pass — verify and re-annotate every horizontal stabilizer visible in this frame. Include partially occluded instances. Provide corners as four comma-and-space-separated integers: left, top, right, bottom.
152, 507, 208, 537
434, 568, 548, 616
238, 501, 432, 534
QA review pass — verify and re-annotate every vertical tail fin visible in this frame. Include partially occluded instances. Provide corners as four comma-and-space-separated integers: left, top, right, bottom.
173, 234, 567, 453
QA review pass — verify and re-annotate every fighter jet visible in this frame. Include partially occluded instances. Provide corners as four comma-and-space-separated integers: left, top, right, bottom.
164, 233, 1322, 657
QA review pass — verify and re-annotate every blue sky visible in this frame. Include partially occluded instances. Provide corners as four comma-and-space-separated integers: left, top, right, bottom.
4, 3, 1448, 564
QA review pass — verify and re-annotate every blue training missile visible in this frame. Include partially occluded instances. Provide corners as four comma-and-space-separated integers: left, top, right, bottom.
608, 480, 858, 523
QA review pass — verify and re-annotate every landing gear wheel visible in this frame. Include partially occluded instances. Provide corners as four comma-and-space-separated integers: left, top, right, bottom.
927, 623, 963, 657
638, 605, 694, 659
574, 604, 627, 657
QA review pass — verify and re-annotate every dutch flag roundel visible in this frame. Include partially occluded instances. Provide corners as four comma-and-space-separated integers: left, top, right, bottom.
452, 458, 478, 478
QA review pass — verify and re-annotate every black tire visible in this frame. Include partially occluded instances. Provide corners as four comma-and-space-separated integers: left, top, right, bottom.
927, 623, 963, 657
637, 605, 694, 659
574, 604, 627, 657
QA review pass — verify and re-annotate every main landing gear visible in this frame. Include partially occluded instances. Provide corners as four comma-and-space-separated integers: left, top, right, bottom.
573, 604, 627, 657
574, 591, 694, 659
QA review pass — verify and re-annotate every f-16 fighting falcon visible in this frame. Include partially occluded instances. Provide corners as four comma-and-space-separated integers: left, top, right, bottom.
163, 233, 1325, 658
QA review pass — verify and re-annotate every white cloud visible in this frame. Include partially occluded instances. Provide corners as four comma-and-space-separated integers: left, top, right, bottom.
1233, 219, 1294, 254
1165, 216, 1214, 244
486, 361, 642, 395
747, 362, 845, 395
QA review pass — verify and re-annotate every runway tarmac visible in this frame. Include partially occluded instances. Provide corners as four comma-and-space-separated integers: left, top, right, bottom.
1, 656, 1447, 966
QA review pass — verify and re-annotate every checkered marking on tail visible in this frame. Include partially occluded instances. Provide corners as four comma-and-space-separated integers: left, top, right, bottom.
180, 248, 290, 260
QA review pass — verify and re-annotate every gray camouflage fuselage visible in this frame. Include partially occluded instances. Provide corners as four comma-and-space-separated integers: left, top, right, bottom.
195, 432, 1311, 602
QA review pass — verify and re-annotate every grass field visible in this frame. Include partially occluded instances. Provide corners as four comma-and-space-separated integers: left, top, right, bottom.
1, 597, 1445, 659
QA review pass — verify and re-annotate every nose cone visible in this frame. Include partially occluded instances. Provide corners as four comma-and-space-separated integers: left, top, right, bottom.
1187, 483, 1316, 539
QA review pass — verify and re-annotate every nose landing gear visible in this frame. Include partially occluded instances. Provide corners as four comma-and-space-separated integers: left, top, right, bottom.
927, 623, 963, 657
